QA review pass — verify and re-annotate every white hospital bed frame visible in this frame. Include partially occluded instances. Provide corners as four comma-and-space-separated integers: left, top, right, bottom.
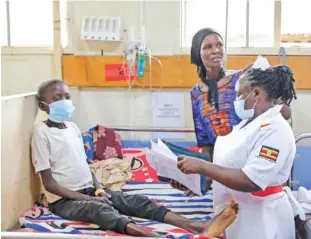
289, 133, 311, 189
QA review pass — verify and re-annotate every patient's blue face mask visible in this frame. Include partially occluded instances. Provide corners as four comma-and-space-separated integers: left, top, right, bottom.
42, 99, 75, 123
234, 91, 258, 120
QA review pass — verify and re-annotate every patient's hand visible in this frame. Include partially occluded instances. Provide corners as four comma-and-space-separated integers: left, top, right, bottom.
170, 180, 197, 197
91, 190, 112, 205
170, 179, 187, 191
183, 190, 197, 197
207, 178, 213, 190
90, 196, 112, 205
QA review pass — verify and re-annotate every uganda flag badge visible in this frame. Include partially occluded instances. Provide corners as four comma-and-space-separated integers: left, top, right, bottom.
259, 146, 279, 162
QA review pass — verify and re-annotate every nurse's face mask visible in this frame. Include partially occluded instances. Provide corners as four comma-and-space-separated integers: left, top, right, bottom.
234, 90, 259, 120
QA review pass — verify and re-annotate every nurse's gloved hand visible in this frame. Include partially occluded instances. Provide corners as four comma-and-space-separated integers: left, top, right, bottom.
177, 155, 203, 174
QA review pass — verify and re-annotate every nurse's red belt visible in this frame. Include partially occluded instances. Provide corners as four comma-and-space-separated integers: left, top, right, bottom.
251, 185, 283, 197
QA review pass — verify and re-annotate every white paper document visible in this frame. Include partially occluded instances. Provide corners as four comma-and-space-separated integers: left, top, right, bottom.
146, 139, 202, 196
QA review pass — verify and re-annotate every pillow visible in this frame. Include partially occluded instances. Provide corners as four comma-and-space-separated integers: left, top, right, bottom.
122, 146, 202, 183
122, 148, 160, 183
83, 125, 123, 162
95, 125, 123, 160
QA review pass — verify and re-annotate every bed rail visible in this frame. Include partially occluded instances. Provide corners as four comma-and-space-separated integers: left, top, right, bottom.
295, 133, 311, 144
111, 127, 195, 133
289, 133, 311, 189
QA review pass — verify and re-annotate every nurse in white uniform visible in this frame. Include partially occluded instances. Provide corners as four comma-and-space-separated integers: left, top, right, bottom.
177, 65, 297, 239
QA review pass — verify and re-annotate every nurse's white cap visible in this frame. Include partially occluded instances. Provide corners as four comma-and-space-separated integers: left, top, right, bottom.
252, 55, 270, 70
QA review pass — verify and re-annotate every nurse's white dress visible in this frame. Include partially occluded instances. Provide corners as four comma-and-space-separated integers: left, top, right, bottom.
213, 105, 296, 239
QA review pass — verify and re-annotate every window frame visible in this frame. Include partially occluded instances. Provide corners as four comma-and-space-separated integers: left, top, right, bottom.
180, 0, 311, 56
1, 0, 71, 55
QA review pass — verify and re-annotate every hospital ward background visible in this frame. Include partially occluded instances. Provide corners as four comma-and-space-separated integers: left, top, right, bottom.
1, 0, 311, 238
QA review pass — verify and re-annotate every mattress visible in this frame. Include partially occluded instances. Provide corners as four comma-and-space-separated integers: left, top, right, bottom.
19, 147, 218, 239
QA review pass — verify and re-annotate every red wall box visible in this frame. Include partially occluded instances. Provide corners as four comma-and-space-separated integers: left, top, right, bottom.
104, 64, 137, 81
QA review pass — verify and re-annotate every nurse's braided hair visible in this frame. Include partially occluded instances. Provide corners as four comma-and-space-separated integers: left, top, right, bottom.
245, 65, 297, 106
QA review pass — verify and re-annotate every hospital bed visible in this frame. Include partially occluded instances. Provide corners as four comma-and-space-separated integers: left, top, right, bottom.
1, 128, 310, 239
1, 128, 215, 239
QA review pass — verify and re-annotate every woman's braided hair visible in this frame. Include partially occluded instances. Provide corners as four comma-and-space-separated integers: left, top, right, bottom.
244, 65, 297, 106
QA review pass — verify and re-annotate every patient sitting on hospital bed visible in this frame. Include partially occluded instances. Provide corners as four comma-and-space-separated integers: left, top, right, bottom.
31, 79, 238, 238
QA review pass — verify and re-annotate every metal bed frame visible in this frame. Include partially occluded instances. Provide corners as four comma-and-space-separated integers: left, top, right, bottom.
289, 133, 311, 189
111, 127, 195, 133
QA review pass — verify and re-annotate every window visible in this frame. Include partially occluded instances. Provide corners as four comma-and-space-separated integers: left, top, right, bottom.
60, 0, 69, 48
182, 0, 311, 49
183, 0, 247, 48
9, 0, 53, 46
249, 0, 274, 47
182, 0, 227, 48
183, 0, 268, 48
227, 0, 246, 47
281, 0, 311, 46
2, 0, 69, 47
1, 1, 8, 46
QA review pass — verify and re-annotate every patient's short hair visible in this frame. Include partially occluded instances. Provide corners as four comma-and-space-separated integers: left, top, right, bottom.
37, 79, 64, 102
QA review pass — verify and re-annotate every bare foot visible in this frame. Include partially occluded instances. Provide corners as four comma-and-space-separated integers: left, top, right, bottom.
203, 200, 239, 237
185, 221, 206, 234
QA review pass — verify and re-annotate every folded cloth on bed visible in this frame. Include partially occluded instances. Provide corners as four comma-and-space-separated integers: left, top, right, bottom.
90, 157, 132, 191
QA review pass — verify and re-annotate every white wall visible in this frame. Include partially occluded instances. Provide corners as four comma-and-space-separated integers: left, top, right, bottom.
1, 94, 41, 230
69, 1, 180, 55
69, 87, 195, 140
1, 53, 53, 96
290, 91, 311, 145
29, 87, 311, 143
68, 87, 311, 142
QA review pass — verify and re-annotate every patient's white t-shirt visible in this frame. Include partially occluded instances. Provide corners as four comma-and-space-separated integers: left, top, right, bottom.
31, 122, 93, 203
